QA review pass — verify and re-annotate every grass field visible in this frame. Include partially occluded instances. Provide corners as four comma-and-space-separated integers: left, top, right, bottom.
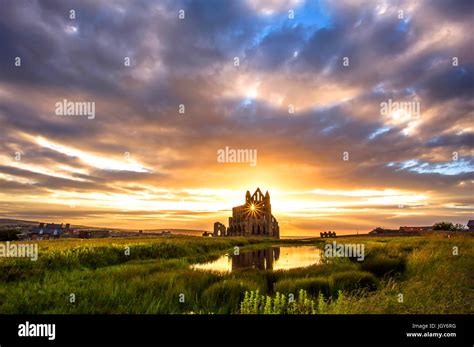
0, 234, 472, 314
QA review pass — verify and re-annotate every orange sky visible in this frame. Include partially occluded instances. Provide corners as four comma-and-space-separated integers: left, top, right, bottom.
0, 0, 472, 235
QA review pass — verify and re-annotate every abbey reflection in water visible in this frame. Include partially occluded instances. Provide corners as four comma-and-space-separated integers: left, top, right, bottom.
191, 246, 322, 273
232, 247, 280, 270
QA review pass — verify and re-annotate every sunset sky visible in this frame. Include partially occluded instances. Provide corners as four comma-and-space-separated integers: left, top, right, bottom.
0, 0, 473, 235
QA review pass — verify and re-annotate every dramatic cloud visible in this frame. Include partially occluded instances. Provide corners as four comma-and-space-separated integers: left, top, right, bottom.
0, 0, 472, 234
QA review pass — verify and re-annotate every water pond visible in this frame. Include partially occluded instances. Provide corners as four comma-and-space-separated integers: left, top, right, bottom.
191, 246, 322, 273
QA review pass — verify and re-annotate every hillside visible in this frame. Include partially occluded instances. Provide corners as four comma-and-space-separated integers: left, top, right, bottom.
0, 218, 209, 236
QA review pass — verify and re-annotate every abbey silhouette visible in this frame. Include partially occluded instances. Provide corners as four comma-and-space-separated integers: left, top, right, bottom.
213, 188, 279, 238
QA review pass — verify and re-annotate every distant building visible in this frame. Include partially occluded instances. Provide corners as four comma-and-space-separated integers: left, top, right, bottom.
213, 222, 226, 237
368, 227, 399, 236
320, 231, 336, 238
399, 226, 432, 233
78, 229, 110, 239
468, 220, 474, 231
369, 225, 435, 236
25, 223, 72, 240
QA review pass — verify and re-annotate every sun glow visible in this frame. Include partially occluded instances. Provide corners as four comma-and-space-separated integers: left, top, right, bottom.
389, 109, 412, 124
245, 201, 262, 219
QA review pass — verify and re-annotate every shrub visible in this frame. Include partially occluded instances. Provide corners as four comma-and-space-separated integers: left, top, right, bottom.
432, 222, 465, 231
331, 271, 376, 294
0, 229, 21, 241
361, 255, 405, 277
240, 290, 319, 314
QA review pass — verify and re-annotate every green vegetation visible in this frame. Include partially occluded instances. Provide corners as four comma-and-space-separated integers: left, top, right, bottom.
0, 234, 472, 314
240, 289, 341, 314
432, 221, 466, 231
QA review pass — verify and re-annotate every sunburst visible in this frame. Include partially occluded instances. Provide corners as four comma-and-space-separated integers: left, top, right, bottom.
244, 202, 262, 219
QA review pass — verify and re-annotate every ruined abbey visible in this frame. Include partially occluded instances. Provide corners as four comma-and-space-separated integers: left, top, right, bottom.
212, 188, 280, 238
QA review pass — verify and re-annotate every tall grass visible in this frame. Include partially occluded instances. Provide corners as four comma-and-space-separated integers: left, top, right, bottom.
0, 236, 266, 282
0, 234, 472, 314
274, 277, 330, 297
